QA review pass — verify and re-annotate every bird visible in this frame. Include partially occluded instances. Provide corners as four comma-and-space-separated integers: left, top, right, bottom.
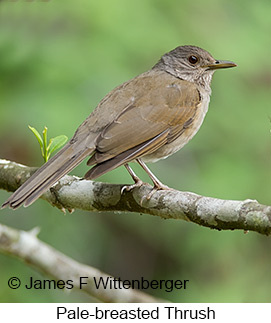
2, 45, 236, 209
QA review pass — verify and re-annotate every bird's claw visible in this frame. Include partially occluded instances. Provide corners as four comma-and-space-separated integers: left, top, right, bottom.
120, 180, 144, 194
142, 183, 171, 201
121, 178, 173, 207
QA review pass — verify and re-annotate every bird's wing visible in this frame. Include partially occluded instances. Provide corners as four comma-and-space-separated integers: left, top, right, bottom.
85, 72, 201, 179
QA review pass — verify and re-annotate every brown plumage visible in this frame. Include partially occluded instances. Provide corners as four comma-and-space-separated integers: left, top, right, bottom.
2, 45, 236, 209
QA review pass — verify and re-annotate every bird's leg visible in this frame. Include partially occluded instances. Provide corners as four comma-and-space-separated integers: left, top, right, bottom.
136, 159, 170, 189
121, 164, 145, 194
136, 158, 172, 200
124, 164, 142, 183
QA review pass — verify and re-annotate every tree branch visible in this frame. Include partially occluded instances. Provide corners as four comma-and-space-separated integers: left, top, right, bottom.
0, 222, 165, 302
1, 159, 271, 236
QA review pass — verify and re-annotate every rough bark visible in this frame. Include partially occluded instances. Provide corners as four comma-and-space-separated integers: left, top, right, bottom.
1, 159, 270, 236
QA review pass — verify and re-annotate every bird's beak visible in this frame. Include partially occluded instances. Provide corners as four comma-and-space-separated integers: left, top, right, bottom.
204, 60, 237, 70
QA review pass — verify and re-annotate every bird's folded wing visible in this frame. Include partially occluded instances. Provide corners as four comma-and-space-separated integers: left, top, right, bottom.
87, 75, 201, 166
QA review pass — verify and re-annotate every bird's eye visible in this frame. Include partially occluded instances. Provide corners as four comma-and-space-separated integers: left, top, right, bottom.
188, 55, 199, 65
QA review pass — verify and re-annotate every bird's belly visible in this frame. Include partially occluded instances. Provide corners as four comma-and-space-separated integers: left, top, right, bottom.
142, 95, 210, 163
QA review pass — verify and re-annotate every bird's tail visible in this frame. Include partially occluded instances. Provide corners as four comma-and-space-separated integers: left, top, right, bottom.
2, 143, 95, 209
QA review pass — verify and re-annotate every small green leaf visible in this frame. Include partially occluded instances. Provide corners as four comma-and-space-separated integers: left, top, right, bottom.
47, 135, 68, 160
28, 125, 43, 147
28, 125, 44, 158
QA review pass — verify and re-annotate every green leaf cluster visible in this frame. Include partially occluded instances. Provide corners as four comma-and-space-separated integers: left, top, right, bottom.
28, 126, 68, 163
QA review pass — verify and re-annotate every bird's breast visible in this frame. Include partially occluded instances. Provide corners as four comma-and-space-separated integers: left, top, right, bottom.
142, 92, 210, 163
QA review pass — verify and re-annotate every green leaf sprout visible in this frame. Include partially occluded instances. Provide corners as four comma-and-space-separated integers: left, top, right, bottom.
28, 126, 68, 163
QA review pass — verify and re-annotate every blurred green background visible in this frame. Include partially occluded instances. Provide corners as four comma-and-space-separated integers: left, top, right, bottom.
0, 0, 270, 302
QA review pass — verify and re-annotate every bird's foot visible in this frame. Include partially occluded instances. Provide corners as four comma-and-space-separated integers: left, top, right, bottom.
120, 179, 145, 194
121, 179, 173, 206
144, 182, 172, 201
122, 162, 173, 205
